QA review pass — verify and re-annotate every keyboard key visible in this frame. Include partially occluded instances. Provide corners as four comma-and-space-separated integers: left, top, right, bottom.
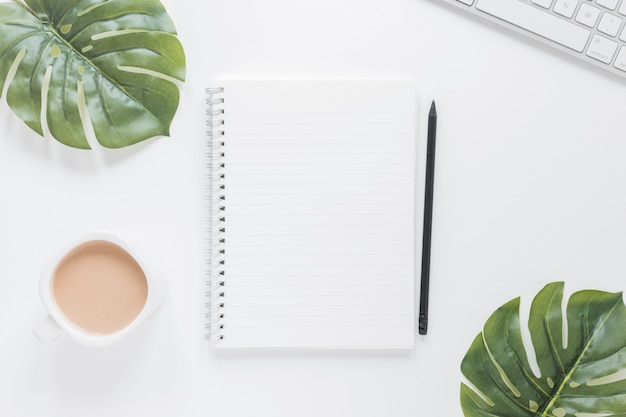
586, 34, 618, 63
531, 0, 553, 8
576, 3, 601, 27
614, 46, 626, 71
620, 2, 626, 16
597, 0, 619, 10
476, 0, 591, 52
598, 13, 623, 37
554, 0, 579, 18
455, 0, 475, 5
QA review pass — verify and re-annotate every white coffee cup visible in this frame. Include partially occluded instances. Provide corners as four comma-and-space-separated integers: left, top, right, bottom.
34, 231, 165, 347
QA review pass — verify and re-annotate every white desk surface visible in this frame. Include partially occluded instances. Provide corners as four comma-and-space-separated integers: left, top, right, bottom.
2, 0, 626, 415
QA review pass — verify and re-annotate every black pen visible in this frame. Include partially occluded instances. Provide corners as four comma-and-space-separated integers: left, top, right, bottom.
419, 101, 437, 336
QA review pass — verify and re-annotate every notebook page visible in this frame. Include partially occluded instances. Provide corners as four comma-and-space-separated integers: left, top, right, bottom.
215, 80, 416, 348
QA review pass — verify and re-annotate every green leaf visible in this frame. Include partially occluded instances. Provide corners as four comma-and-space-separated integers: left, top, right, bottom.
0, 0, 186, 149
461, 282, 626, 417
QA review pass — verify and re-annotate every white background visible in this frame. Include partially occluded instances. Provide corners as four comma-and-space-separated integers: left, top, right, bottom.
2, 0, 626, 416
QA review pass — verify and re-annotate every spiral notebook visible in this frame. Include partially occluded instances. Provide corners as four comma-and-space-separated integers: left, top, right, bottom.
205, 79, 417, 348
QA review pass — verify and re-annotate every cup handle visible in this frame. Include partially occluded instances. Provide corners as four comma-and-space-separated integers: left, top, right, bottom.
33, 315, 64, 343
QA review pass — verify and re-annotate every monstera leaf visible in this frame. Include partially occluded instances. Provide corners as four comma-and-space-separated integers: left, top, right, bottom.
0, 0, 185, 149
461, 282, 626, 417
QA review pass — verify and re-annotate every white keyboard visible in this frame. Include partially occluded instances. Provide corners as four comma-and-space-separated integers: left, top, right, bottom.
439, 0, 626, 80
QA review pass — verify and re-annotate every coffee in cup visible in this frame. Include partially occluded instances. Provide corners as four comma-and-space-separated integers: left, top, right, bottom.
35, 231, 165, 346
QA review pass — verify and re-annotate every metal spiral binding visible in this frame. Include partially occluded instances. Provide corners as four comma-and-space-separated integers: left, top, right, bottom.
205, 87, 226, 342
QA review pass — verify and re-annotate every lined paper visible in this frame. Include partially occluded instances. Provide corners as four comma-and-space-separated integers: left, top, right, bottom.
214, 80, 417, 348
